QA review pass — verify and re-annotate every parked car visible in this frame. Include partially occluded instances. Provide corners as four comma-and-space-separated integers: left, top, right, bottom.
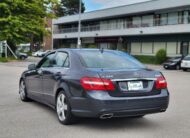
19, 49, 169, 125
181, 55, 190, 71
41, 50, 52, 57
16, 51, 28, 60
163, 56, 183, 70
32, 50, 45, 57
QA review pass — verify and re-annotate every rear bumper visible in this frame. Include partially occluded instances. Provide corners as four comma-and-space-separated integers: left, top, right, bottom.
70, 89, 169, 118
163, 63, 177, 69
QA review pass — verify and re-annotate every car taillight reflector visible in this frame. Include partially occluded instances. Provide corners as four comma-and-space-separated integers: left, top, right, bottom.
156, 76, 167, 89
80, 77, 115, 91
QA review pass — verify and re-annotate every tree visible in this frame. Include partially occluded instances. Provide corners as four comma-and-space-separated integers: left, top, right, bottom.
156, 49, 167, 64
55, 0, 85, 17
0, 0, 58, 52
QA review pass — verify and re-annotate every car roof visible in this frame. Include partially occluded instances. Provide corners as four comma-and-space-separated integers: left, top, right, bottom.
57, 48, 120, 53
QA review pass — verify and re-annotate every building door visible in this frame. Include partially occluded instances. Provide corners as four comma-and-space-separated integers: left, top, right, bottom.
181, 42, 189, 57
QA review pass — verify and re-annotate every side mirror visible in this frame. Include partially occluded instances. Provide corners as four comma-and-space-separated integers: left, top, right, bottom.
28, 64, 36, 70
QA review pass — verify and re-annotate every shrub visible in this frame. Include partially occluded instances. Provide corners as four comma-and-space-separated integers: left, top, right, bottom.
87, 44, 97, 48
155, 49, 167, 64
27, 51, 32, 56
0, 57, 9, 62
0, 57, 20, 63
134, 55, 156, 64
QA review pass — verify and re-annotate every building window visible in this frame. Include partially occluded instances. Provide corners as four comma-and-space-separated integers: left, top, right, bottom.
178, 11, 183, 24
184, 11, 189, 24
160, 13, 167, 26
109, 20, 117, 30
116, 19, 123, 29
168, 12, 178, 25
123, 19, 128, 28
142, 15, 154, 27
132, 16, 141, 28
154, 14, 161, 26
127, 17, 133, 28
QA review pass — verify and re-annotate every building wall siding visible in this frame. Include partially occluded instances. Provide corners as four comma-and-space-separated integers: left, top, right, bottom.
154, 42, 166, 54
142, 42, 153, 54
177, 42, 181, 54
167, 42, 177, 55
131, 43, 141, 54
131, 41, 182, 56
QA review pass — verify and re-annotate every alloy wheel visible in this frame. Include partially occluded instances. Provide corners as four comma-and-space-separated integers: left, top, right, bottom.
19, 81, 26, 100
56, 94, 68, 121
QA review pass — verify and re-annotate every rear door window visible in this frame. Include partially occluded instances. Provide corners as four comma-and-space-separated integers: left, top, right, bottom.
184, 56, 190, 61
55, 52, 70, 67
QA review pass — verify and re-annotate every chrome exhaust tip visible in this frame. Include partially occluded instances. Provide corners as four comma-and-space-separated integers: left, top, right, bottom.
100, 113, 113, 119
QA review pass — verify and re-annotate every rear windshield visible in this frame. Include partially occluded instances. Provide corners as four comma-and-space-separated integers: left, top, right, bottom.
184, 56, 190, 60
171, 57, 182, 60
77, 50, 145, 69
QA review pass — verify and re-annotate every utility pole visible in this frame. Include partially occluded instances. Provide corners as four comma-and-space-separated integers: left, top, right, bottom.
77, 0, 82, 48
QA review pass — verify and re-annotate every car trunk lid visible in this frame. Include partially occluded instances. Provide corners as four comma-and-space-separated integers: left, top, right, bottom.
90, 68, 161, 97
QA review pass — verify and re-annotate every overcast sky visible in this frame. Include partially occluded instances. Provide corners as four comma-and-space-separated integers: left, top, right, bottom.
83, 0, 151, 12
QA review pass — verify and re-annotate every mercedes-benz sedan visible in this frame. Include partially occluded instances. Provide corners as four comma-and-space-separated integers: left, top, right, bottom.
19, 49, 169, 125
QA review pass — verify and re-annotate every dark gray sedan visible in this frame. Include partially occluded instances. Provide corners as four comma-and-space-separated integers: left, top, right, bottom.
19, 49, 169, 125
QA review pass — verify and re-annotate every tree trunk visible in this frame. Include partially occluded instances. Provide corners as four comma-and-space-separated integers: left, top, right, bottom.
30, 34, 34, 52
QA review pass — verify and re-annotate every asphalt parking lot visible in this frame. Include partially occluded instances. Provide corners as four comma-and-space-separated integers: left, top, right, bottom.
0, 61, 190, 138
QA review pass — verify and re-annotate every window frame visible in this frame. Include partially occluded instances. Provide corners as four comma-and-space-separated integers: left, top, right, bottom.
36, 52, 56, 69
54, 51, 70, 68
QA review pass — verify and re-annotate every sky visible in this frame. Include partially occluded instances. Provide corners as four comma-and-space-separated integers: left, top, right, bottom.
83, 0, 151, 12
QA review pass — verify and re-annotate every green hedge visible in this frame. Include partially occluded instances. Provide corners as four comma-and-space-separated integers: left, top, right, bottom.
0, 57, 9, 62
134, 53, 168, 65
26, 51, 32, 56
0, 57, 19, 63
134, 55, 157, 64
155, 49, 167, 64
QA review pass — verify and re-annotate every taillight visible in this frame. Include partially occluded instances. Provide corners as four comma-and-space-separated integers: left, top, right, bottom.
80, 77, 115, 91
156, 76, 167, 89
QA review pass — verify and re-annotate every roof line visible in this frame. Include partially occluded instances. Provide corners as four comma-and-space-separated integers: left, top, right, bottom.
62, 0, 156, 18
84, 0, 155, 14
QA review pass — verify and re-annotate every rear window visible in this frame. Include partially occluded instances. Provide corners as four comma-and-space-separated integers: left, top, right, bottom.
171, 57, 181, 60
184, 56, 190, 60
77, 50, 145, 69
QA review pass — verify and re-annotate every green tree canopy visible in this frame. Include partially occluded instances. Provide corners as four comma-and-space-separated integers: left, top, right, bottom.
55, 0, 85, 17
0, 0, 58, 50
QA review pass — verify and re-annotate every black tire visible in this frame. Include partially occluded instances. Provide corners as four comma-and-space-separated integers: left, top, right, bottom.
19, 80, 29, 102
163, 66, 168, 70
56, 91, 77, 125
183, 69, 187, 71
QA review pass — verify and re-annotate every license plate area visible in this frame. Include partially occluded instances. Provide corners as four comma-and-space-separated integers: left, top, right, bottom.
118, 80, 152, 92
128, 81, 143, 91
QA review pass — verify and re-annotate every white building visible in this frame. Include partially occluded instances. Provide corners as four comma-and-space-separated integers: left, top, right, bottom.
52, 0, 190, 57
